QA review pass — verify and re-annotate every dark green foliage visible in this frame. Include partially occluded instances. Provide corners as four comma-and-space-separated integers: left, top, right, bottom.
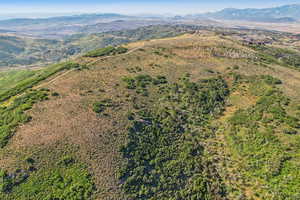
152, 75, 168, 85
126, 66, 142, 73
92, 99, 113, 114
0, 89, 49, 147
122, 77, 137, 89
261, 75, 282, 85
59, 156, 75, 167
25, 157, 35, 165
283, 128, 298, 135
51, 92, 60, 97
127, 112, 135, 121
83, 46, 128, 57
120, 76, 229, 199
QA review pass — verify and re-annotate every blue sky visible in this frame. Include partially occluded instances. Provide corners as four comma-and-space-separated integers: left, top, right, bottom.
0, 0, 300, 15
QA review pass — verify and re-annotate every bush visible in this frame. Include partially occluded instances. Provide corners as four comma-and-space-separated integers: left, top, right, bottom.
92, 99, 113, 114
283, 128, 298, 135
51, 92, 60, 97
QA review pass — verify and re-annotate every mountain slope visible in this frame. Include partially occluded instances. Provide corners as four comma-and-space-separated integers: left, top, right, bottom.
0, 31, 299, 199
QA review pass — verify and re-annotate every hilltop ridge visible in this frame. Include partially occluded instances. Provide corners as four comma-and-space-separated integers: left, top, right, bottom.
0, 29, 300, 199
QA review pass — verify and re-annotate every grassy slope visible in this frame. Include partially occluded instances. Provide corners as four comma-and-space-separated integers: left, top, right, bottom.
0, 70, 36, 92
0, 33, 299, 199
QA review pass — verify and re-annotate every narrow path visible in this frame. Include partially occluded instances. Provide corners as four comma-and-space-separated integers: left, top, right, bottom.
86, 46, 142, 66
36, 69, 76, 89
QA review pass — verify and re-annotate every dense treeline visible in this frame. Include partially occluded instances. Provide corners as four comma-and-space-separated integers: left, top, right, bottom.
120, 74, 229, 199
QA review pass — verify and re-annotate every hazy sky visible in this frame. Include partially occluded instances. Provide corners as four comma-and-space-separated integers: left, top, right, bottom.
0, 0, 300, 15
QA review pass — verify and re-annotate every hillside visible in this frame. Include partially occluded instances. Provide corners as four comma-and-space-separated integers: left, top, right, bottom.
0, 29, 299, 199
205, 4, 300, 22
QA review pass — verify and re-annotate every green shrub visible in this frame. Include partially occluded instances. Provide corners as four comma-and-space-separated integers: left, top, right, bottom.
92, 99, 113, 114
51, 92, 60, 97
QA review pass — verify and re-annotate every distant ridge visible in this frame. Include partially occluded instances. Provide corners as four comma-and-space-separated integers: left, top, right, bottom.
0, 13, 130, 27
204, 4, 300, 22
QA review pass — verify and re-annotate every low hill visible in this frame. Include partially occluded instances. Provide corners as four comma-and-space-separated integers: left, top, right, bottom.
0, 29, 299, 199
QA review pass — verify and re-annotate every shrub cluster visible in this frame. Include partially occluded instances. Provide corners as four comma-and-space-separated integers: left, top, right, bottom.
120, 75, 229, 199
84, 46, 128, 57
122, 74, 168, 96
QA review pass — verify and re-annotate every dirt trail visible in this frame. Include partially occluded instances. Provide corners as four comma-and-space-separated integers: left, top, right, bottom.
36, 69, 76, 89
86, 46, 142, 66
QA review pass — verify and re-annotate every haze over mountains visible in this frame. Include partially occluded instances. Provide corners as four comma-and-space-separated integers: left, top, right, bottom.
0, 4, 299, 68
0, 4, 299, 38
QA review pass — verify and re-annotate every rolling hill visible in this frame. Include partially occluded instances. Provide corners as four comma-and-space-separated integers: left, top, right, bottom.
0, 25, 186, 68
0, 26, 299, 199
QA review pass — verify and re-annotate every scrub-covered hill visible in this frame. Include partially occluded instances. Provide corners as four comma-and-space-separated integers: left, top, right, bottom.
0, 31, 299, 199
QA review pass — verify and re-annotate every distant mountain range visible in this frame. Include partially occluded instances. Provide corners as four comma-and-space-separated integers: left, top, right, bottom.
204, 4, 300, 23
0, 13, 171, 38
0, 13, 129, 27
0, 4, 299, 38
